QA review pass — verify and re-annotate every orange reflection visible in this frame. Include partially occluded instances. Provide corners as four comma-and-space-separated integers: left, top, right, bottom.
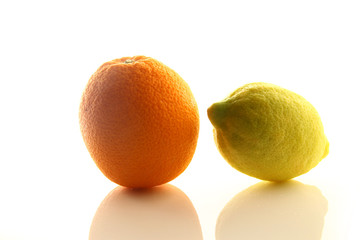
89, 184, 203, 240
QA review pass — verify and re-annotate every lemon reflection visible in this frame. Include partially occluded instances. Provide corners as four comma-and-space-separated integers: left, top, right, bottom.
216, 181, 328, 240
89, 184, 203, 240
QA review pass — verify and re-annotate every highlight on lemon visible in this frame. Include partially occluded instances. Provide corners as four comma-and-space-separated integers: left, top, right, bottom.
79, 56, 199, 188
207, 82, 329, 181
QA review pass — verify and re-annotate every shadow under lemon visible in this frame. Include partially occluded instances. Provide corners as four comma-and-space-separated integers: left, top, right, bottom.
89, 184, 203, 240
216, 180, 328, 240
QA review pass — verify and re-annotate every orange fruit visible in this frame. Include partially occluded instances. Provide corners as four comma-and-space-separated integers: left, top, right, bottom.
79, 56, 199, 188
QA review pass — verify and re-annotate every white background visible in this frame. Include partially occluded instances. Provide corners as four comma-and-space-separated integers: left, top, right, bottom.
1, 0, 359, 239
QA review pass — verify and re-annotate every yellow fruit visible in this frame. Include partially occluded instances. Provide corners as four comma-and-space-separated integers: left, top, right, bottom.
207, 82, 329, 181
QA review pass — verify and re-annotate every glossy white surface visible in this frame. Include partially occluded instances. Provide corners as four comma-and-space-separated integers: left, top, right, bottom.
1, 1, 359, 239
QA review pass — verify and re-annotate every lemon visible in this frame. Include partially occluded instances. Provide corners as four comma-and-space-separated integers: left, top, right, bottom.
207, 82, 329, 181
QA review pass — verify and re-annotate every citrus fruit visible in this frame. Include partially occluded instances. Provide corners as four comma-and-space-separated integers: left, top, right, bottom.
79, 56, 199, 188
207, 82, 329, 181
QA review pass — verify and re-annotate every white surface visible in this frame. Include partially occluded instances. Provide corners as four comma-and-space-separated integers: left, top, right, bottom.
1, 1, 359, 239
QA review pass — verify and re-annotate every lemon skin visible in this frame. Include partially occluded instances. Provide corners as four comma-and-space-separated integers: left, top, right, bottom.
207, 82, 329, 181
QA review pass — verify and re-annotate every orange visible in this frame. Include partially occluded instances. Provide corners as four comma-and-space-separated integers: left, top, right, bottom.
79, 56, 199, 188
